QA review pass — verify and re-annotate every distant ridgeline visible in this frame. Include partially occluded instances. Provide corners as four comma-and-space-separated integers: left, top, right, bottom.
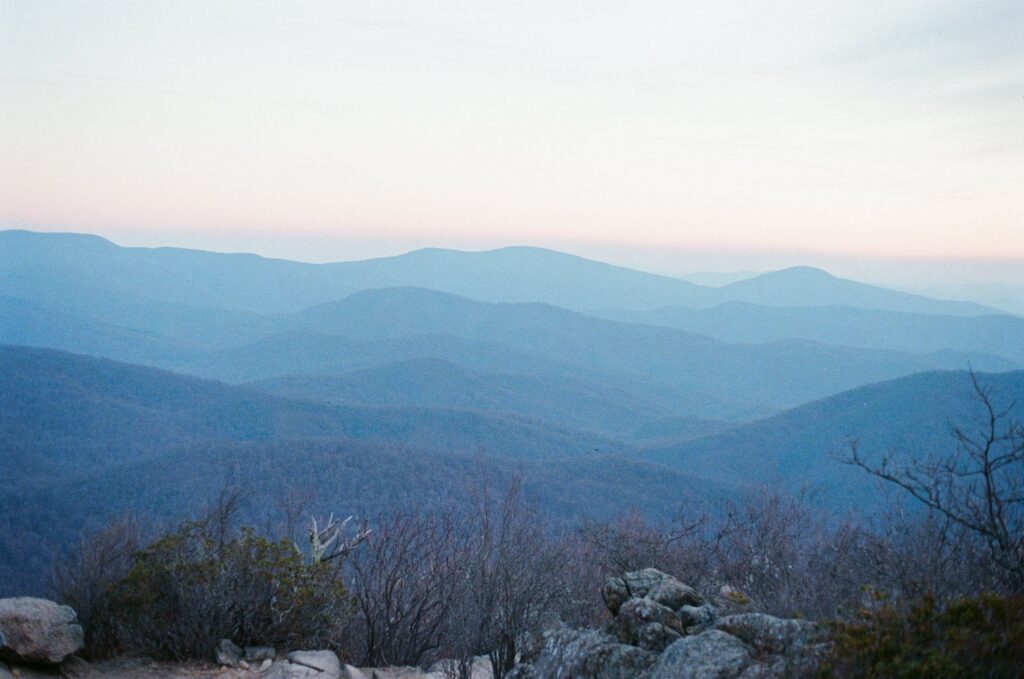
1, 229, 1023, 595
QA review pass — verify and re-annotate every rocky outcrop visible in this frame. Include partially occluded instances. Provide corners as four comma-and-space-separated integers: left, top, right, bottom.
615, 597, 686, 643
636, 622, 681, 652
0, 598, 85, 666
714, 613, 826, 656
715, 614, 830, 677
515, 569, 829, 678
602, 568, 703, 615
519, 627, 658, 679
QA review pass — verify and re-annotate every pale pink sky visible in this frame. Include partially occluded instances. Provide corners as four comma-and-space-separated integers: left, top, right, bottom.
1, 1, 1022, 282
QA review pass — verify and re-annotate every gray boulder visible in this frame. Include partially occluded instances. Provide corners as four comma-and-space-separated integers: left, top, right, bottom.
647, 630, 753, 679
678, 604, 717, 629
602, 577, 633, 616
712, 586, 755, 615
0, 661, 13, 679
0, 598, 84, 665
215, 638, 243, 667
529, 627, 658, 679
57, 656, 91, 678
603, 568, 703, 616
636, 622, 682, 652
264, 650, 341, 679
714, 614, 825, 656
647, 578, 704, 611
602, 570, 655, 614
615, 598, 685, 643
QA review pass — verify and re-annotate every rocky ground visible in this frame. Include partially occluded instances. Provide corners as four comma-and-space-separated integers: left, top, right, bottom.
2, 569, 829, 679
506, 568, 830, 678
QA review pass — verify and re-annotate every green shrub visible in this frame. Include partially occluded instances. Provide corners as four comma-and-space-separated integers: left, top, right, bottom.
821, 592, 1024, 678
70, 519, 351, 659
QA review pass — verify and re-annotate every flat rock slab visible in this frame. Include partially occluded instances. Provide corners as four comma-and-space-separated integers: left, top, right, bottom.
0, 598, 84, 665
264, 651, 341, 679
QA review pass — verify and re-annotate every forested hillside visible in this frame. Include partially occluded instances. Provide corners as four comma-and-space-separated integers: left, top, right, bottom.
4, 343, 1022, 595
643, 369, 1024, 509
0, 345, 731, 593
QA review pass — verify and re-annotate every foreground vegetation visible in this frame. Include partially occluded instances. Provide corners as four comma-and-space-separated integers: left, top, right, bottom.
52, 485, 1022, 676
824, 593, 1024, 678
45, 376, 1023, 676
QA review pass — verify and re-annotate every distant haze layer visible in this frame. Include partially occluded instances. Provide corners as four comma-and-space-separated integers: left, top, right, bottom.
2, 226, 1022, 300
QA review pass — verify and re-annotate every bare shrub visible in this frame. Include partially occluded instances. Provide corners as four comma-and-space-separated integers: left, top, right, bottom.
843, 371, 1024, 592
346, 510, 471, 667
451, 476, 565, 679
51, 515, 143, 658
825, 507, 994, 614
709, 488, 827, 617
579, 509, 708, 579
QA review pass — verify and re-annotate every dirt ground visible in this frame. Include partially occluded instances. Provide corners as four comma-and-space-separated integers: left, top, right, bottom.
2, 658, 267, 679
87, 658, 267, 678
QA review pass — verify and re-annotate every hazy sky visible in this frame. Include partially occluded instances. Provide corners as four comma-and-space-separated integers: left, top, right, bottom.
1, 1, 1022, 282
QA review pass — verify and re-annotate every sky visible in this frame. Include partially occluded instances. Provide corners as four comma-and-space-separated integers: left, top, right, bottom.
1, 1, 1022, 286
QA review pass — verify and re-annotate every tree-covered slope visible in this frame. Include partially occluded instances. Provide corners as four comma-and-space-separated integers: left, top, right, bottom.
252, 358, 684, 435
643, 369, 1024, 510
0, 345, 627, 487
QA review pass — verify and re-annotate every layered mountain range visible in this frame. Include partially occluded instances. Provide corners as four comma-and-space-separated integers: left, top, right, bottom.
2, 229, 1022, 594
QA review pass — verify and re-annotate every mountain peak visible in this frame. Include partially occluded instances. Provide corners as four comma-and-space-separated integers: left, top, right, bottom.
721, 266, 841, 292
763, 266, 836, 280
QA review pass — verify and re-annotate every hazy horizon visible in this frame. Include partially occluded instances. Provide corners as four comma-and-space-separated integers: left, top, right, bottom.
5, 224, 1023, 297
